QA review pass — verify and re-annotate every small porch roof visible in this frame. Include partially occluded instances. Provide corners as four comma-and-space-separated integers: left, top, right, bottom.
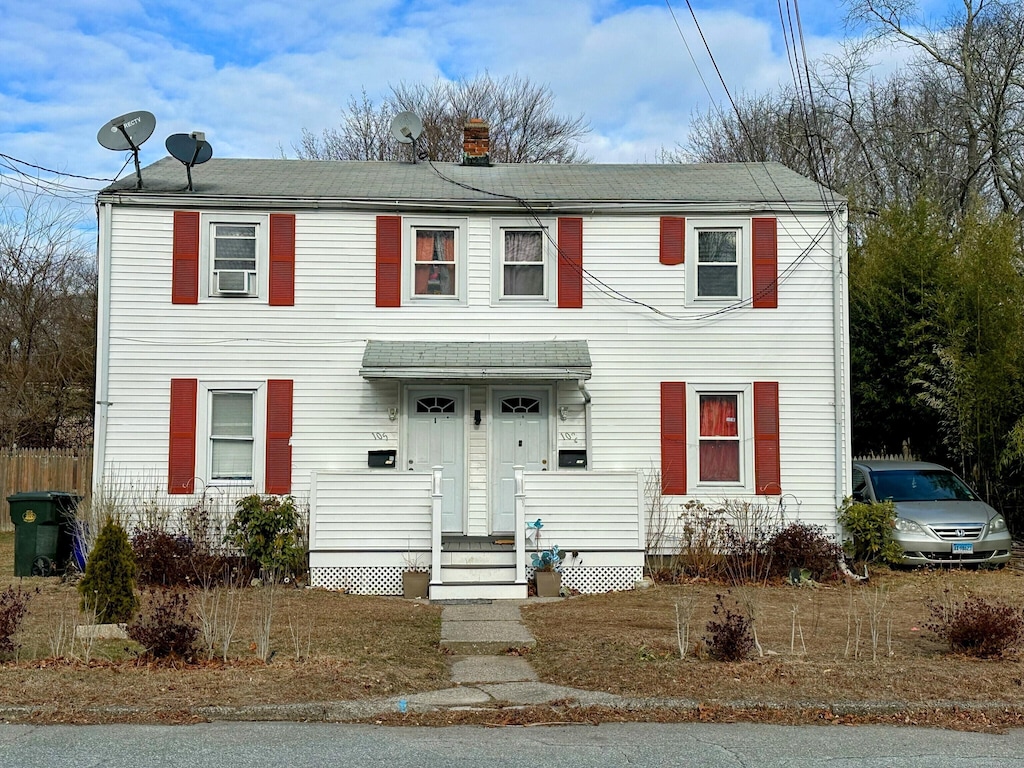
360, 340, 592, 381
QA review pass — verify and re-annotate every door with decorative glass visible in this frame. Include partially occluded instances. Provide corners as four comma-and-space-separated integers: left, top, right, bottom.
491, 390, 549, 533
406, 390, 465, 533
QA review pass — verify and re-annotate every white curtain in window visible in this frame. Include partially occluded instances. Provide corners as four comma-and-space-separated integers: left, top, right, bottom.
211, 392, 253, 479
504, 231, 544, 296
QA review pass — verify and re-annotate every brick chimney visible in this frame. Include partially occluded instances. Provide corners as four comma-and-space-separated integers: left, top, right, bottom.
462, 118, 490, 166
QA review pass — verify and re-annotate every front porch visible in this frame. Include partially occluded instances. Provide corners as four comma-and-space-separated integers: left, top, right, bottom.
308, 466, 645, 599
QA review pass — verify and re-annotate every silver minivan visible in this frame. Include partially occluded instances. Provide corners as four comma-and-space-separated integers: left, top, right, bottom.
851, 460, 1012, 566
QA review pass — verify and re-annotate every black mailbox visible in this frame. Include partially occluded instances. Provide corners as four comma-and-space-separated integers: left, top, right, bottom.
558, 449, 587, 468
368, 449, 396, 468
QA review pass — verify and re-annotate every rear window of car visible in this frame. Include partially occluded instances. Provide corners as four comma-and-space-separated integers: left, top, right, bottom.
869, 469, 978, 502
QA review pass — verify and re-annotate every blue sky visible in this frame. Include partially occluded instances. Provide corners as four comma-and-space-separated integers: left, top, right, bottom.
1, 0, 961, 207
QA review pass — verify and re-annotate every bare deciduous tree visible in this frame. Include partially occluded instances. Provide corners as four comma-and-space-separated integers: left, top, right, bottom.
0, 190, 96, 448
296, 73, 590, 164
680, 0, 1024, 219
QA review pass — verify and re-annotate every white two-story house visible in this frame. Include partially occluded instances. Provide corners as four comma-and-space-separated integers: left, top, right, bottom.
93, 122, 850, 599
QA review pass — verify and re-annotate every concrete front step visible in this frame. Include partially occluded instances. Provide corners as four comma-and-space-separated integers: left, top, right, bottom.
440, 564, 518, 583
430, 582, 528, 601
441, 550, 517, 567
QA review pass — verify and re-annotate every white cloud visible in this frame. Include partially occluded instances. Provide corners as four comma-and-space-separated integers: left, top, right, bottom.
0, 0, 954, 189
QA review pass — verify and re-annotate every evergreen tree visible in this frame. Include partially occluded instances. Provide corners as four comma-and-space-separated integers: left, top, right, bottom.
78, 518, 138, 624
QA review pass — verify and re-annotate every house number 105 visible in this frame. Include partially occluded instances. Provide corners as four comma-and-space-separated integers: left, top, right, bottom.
370, 432, 392, 440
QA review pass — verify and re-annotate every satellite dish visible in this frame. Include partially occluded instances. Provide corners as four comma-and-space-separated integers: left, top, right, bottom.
97, 110, 156, 188
165, 132, 214, 191
391, 111, 423, 151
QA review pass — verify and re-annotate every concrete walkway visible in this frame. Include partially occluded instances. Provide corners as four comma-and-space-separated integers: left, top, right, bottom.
429, 598, 585, 709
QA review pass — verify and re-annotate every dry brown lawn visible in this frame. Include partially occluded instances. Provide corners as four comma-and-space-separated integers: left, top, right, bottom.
523, 566, 1024, 707
3, 531, 1024, 726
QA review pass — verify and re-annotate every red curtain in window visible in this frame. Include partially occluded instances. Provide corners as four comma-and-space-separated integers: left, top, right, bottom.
699, 395, 739, 482
414, 230, 455, 295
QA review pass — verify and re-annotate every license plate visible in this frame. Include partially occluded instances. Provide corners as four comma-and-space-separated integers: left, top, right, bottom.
952, 542, 974, 554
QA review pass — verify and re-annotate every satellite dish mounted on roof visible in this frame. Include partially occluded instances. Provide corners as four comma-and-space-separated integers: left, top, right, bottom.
97, 110, 156, 189
390, 111, 423, 163
165, 132, 213, 192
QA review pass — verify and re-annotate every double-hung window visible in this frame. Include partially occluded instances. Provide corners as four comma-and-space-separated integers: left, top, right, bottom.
697, 231, 738, 298
209, 391, 255, 481
492, 218, 554, 304
202, 213, 269, 299
686, 218, 749, 304
404, 217, 468, 303
698, 393, 740, 483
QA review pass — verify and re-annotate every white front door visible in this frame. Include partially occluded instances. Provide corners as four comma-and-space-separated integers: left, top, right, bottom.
407, 390, 465, 533
491, 390, 550, 533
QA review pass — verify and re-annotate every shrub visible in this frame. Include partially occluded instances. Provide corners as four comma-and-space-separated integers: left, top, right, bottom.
78, 517, 139, 624
226, 495, 304, 580
767, 523, 843, 581
675, 500, 728, 579
703, 593, 755, 661
127, 589, 199, 660
132, 528, 194, 587
0, 585, 37, 660
926, 592, 1024, 658
837, 498, 904, 565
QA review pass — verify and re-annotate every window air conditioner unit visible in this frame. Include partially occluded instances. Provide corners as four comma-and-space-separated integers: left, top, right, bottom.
215, 270, 251, 295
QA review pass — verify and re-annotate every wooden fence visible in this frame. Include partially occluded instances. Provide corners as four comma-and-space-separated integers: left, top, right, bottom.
0, 449, 92, 532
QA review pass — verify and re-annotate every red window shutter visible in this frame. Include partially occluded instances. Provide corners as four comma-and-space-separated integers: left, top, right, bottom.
660, 217, 685, 265
661, 382, 687, 495
557, 217, 583, 308
752, 217, 778, 308
376, 215, 402, 307
265, 379, 293, 494
172, 211, 200, 304
269, 213, 296, 306
168, 378, 198, 494
753, 381, 781, 494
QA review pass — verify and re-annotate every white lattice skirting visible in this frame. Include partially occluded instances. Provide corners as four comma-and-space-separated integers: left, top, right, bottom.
310, 565, 643, 595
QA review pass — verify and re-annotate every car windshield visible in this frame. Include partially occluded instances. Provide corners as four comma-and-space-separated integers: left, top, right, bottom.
869, 469, 978, 502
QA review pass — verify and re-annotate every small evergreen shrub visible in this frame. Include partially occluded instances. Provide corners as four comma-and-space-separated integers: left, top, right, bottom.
132, 528, 194, 587
926, 593, 1024, 658
837, 498, 904, 565
226, 495, 304, 579
0, 585, 37, 660
703, 593, 755, 661
768, 523, 843, 580
127, 589, 199, 660
78, 517, 139, 623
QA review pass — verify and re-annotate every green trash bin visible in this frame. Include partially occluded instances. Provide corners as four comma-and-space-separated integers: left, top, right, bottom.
7, 491, 81, 577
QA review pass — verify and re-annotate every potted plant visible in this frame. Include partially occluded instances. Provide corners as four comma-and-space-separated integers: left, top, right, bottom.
401, 552, 430, 599
531, 545, 565, 597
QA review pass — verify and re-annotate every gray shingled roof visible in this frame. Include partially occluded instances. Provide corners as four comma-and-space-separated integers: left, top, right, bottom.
360, 340, 592, 380
100, 157, 840, 209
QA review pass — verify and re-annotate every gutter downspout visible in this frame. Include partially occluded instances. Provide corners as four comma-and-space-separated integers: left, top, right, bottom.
578, 379, 592, 469
832, 207, 851, 512
92, 202, 113, 493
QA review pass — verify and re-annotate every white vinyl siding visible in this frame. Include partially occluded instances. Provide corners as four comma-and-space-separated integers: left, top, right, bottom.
97, 205, 848, 542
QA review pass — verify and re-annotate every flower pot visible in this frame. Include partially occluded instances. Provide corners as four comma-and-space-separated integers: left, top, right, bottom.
402, 570, 430, 599
535, 570, 562, 598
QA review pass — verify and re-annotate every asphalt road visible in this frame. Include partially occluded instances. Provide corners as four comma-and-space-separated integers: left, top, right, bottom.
2, 722, 1024, 767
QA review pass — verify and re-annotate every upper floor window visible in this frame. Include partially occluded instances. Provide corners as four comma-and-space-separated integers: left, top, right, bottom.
491, 218, 554, 304
404, 217, 468, 303
697, 230, 738, 298
202, 213, 269, 299
686, 218, 750, 304
503, 230, 545, 297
